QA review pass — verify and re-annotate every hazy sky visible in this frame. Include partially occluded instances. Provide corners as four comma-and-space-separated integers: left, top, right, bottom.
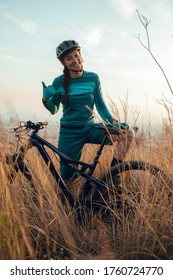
1, 0, 173, 127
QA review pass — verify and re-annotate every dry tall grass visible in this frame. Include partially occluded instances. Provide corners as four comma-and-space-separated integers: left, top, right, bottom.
0, 118, 173, 260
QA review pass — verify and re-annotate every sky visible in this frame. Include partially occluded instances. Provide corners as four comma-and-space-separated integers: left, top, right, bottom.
1, 0, 173, 128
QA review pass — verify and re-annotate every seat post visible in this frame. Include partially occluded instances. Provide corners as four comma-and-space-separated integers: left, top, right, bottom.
91, 134, 108, 171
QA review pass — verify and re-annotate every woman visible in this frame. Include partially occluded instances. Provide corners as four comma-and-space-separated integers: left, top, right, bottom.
42, 40, 135, 182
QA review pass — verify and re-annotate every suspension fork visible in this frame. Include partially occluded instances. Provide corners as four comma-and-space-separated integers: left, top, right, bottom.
6, 140, 33, 182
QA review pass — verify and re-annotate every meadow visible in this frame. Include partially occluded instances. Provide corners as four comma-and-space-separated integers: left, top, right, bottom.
0, 114, 173, 260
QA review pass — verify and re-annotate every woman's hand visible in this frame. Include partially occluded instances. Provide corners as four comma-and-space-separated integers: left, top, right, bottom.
42, 82, 57, 103
112, 120, 130, 131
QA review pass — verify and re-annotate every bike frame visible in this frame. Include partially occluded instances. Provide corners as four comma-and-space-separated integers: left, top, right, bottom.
7, 121, 172, 214
28, 130, 110, 207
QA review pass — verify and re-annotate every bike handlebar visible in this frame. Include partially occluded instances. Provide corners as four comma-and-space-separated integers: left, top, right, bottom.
13, 120, 48, 134
12, 121, 124, 137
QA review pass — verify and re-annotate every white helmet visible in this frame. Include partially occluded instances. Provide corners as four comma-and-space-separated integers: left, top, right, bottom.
56, 40, 80, 60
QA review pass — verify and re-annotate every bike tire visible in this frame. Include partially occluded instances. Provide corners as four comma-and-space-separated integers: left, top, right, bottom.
18, 159, 33, 181
91, 160, 172, 211
7, 156, 40, 205
6, 153, 33, 183
7, 153, 37, 190
110, 160, 171, 179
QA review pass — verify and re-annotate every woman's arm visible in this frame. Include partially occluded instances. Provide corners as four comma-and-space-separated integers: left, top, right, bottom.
94, 74, 118, 124
42, 94, 61, 115
42, 83, 62, 115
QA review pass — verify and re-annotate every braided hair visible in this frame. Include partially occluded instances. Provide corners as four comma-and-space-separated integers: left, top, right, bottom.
61, 66, 70, 104
60, 47, 82, 104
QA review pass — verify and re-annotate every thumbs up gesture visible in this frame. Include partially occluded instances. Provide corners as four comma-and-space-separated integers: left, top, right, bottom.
42, 81, 57, 103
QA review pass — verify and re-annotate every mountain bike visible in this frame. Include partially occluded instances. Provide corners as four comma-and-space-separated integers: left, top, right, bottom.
6, 120, 172, 220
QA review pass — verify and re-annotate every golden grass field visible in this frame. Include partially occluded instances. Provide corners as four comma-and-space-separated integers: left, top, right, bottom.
0, 116, 173, 260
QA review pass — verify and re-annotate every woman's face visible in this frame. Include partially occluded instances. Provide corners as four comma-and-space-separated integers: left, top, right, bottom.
63, 49, 83, 72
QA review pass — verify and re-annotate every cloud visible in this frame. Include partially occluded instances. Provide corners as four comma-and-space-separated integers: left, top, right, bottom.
0, 2, 7, 9
0, 53, 38, 65
85, 28, 103, 48
150, 1, 173, 22
109, 0, 136, 17
4, 12, 37, 34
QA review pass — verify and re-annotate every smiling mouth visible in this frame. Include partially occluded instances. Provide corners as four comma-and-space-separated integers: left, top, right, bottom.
69, 64, 83, 72
72, 63, 81, 68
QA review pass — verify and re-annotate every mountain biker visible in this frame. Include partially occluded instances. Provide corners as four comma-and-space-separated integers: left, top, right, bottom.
42, 40, 135, 182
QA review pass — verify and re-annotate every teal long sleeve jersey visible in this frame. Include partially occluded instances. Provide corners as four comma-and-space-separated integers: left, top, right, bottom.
43, 71, 115, 126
